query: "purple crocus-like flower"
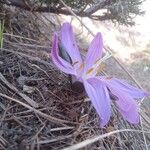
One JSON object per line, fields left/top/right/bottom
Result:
{"left": 51, "top": 22, "right": 150, "bottom": 127}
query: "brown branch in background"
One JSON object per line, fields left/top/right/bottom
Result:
{"left": 1, "top": 0, "right": 110, "bottom": 21}
{"left": 90, "top": 14, "right": 113, "bottom": 21}
{"left": 1, "top": 0, "right": 144, "bottom": 26}
{"left": 85, "top": 0, "right": 110, "bottom": 15}
{"left": 1, "top": 0, "right": 72, "bottom": 14}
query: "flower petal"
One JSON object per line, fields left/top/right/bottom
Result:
{"left": 103, "top": 77, "right": 150, "bottom": 99}
{"left": 61, "top": 23, "right": 82, "bottom": 65}
{"left": 51, "top": 33, "right": 76, "bottom": 75}
{"left": 105, "top": 82, "right": 139, "bottom": 124}
{"left": 83, "top": 78, "right": 111, "bottom": 127}
{"left": 84, "top": 33, "right": 103, "bottom": 72}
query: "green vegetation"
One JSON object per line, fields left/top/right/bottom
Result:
{"left": 0, "top": 20, "right": 4, "bottom": 48}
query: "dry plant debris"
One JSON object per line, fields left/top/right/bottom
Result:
{"left": 0, "top": 7, "right": 149, "bottom": 150}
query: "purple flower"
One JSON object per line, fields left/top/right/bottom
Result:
{"left": 51, "top": 22, "right": 150, "bottom": 127}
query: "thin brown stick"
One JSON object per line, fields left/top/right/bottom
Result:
{"left": 0, "top": 48, "right": 53, "bottom": 67}
{"left": 0, "top": 135, "right": 7, "bottom": 150}
{"left": 0, "top": 72, "right": 38, "bottom": 108}
{"left": 0, "top": 93, "right": 77, "bottom": 125}
{"left": 4, "top": 33, "right": 38, "bottom": 42}
{"left": 5, "top": 40, "right": 48, "bottom": 49}
{"left": 38, "top": 135, "right": 73, "bottom": 145}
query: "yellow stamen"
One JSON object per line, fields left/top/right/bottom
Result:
{"left": 79, "top": 63, "right": 84, "bottom": 70}
{"left": 86, "top": 67, "right": 94, "bottom": 75}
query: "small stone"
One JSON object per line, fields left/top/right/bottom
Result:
{"left": 23, "top": 85, "right": 36, "bottom": 94}
{"left": 17, "top": 76, "right": 28, "bottom": 87}
{"left": 0, "top": 61, "right": 3, "bottom": 65}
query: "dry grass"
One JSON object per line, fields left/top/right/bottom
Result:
{"left": 0, "top": 6, "right": 149, "bottom": 150}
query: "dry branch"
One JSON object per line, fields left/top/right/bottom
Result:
{"left": 0, "top": 0, "right": 126, "bottom": 22}
{"left": 0, "top": 48, "right": 53, "bottom": 67}
{"left": 85, "top": 0, "right": 110, "bottom": 15}
{"left": 1, "top": 0, "right": 84, "bottom": 16}
{"left": 0, "top": 72, "right": 38, "bottom": 108}
{"left": 0, "top": 93, "right": 77, "bottom": 125}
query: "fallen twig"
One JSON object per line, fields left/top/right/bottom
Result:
{"left": 0, "top": 93, "right": 77, "bottom": 126}
{"left": 0, "top": 48, "right": 53, "bottom": 67}
{"left": 0, "top": 72, "right": 38, "bottom": 108}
